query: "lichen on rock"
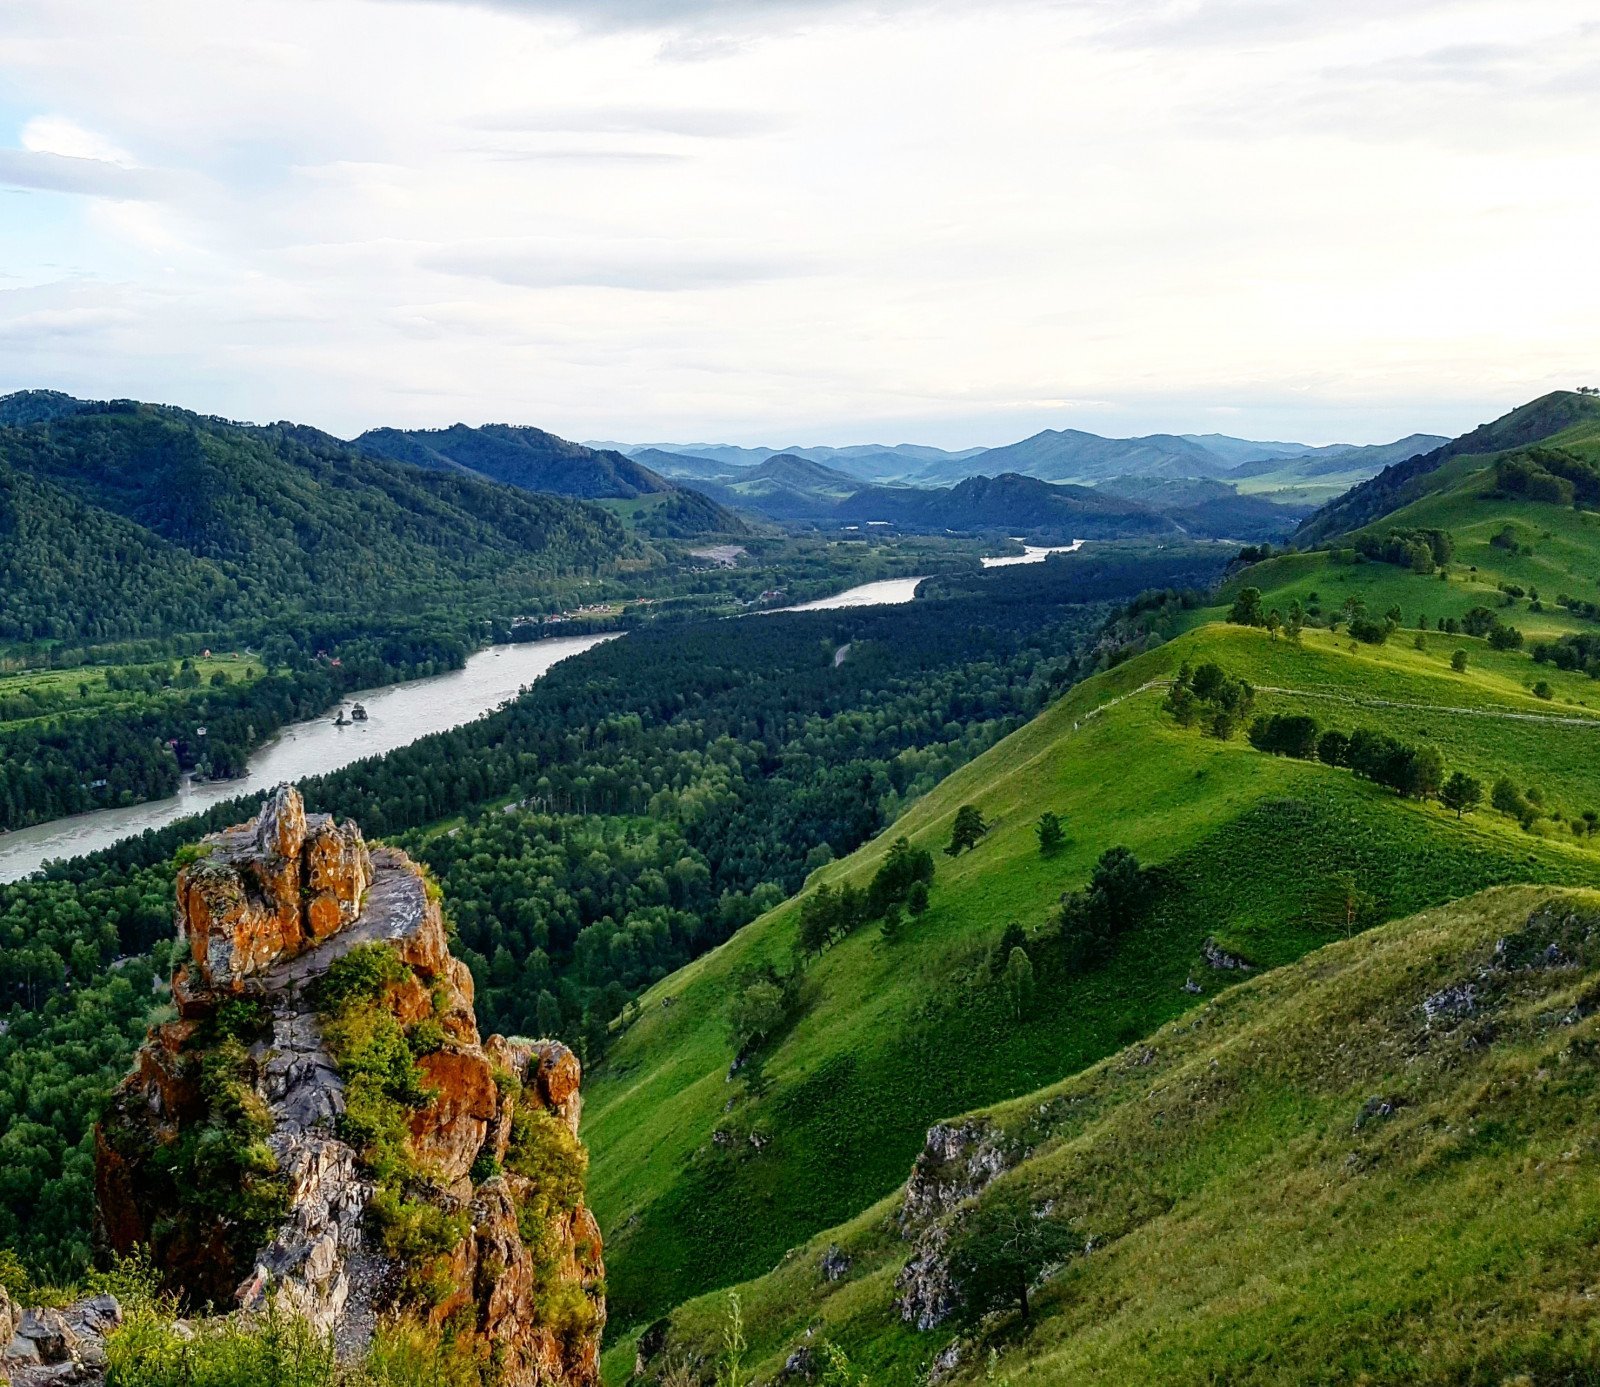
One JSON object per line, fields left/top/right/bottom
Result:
{"left": 93, "top": 784, "right": 605, "bottom": 1385}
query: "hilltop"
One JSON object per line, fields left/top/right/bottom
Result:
{"left": 1295, "top": 390, "right": 1600, "bottom": 545}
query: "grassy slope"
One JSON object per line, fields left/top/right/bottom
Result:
{"left": 653, "top": 884, "right": 1600, "bottom": 1387}
{"left": 586, "top": 620, "right": 1600, "bottom": 1340}
{"left": 588, "top": 429, "right": 1600, "bottom": 1360}
{"left": 1218, "top": 419, "right": 1600, "bottom": 649}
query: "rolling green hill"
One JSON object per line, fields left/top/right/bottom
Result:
{"left": 642, "top": 883, "right": 1600, "bottom": 1386}
{"left": 586, "top": 399, "right": 1600, "bottom": 1374}
{"left": 1295, "top": 391, "right": 1600, "bottom": 545}
{"left": 586, "top": 625, "right": 1600, "bottom": 1337}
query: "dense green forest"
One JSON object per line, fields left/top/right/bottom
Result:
{"left": 0, "top": 550, "right": 1203, "bottom": 1282}
{"left": 0, "top": 403, "right": 640, "bottom": 643}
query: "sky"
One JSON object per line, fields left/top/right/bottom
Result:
{"left": 0, "top": 0, "right": 1596, "bottom": 450}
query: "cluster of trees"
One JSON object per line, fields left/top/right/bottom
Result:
{"left": 400, "top": 811, "right": 783, "bottom": 1053}
{"left": 1058, "top": 846, "right": 1155, "bottom": 968}
{"left": 1164, "top": 661, "right": 1257, "bottom": 738}
{"left": 1495, "top": 447, "right": 1600, "bottom": 509}
{"left": 1167, "top": 666, "right": 1502, "bottom": 817}
{"left": 1533, "top": 631, "right": 1600, "bottom": 677}
{"left": 1456, "top": 605, "right": 1525, "bottom": 650}
{"left": 1225, "top": 586, "right": 1307, "bottom": 643}
{"left": 1353, "top": 526, "right": 1454, "bottom": 574}
{"left": 795, "top": 837, "right": 935, "bottom": 957}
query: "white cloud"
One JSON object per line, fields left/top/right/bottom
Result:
{"left": 19, "top": 115, "right": 135, "bottom": 164}
{"left": 0, "top": 0, "right": 1595, "bottom": 446}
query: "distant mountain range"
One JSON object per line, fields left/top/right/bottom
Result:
{"left": 605, "top": 427, "right": 1451, "bottom": 492}
{"left": 2, "top": 390, "right": 1449, "bottom": 554}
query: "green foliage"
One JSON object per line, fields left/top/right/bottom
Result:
{"left": 1166, "top": 661, "right": 1254, "bottom": 739}
{"left": 313, "top": 943, "right": 436, "bottom": 1187}
{"left": 367, "top": 1188, "right": 470, "bottom": 1306}
{"left": 106, "top": 1301, "right": 342, "bottom": 1387}
{"left": 946, "top": 1187, "right": 1078, "bottom": 1323}
{"left": 945, "top": 805, "right": 987, "bottom": 856}
{"left": 1440, "top": 772, "right": 1483, "bottom": 819}
{"left": 312, "top": 942, "right": 411, "bottom": 1015}
{"left": 1001, "top": 948, "right": 1035, "bottom": 1021}
{"left": 728, "top": 977, "right": 792, "bottom": 1056}
{"left": 1226, "top": 586, "right": 1265, "bottom": 627}
{"left": 1247, "top": 713, "right": 1319, "bottom": 759}
{"left": 866, "top": 838, "right": 935, "bottom": 918}
{"left": 1034, "top": 811, "right": 1064, "bottom": 855}
{"left": 103, "top": 1297, "right": 497, "bottom": 1387}
{"left": 1058, "top": 847, "right": 1153, "bottom": 968}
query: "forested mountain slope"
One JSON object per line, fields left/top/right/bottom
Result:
{"left": 353, "top": 421, "right": 674, "bottom": 498}
{"left": 647, "top": 884, "right": 1600, "bottom": 1386}
{"left": 351, "top": 421, "right": 751, "bottom": 537}
{"left": 0, "top": 400, "right": 635, "bottom": 642}
{"left": 834, "top": 474, "right": 1179, "bottom": 538}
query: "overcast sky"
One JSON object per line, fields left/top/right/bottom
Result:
{"left": 0, "top": 0, "right": 1595, "bottom": 448}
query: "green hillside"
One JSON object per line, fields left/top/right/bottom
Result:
{"left": 644, "top": 884, "right": 1600, "bottom": 1386}
{"left": 1295, "top": 390, "right": 1600, "bottom": 545}
{"left": 585, "top": 624, "right": 1600, "bottom": 1335}
{"left": 586, "top": 407, "right": 1600, "bottom": 1363}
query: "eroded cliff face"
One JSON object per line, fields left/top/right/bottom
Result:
{"left": 93, "top": 785, "right": 605, "bottom": 1384}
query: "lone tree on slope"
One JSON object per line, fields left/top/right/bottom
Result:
{"left": 946, "top": 1188, "right": 1077, "bottom": 1324}
{"left": 946, "top": 804, "right": 988, "bottom": 856}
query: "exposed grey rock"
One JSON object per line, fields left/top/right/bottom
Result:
{"left": 895, "top": 1222, "right": 957, "bottom": 1330}
{"left": 1, "top": 1294, "right": 121, "bottom": 1387}
{"left": 900, "top": 1120, "right": 1013, "bottom": 1231}
{"left": 1353, "top": 1096, "right": 1402, "bottom": 1131}
{"left": 1422, "top": 982, "right": 1477, "bottom": 1025}
{"left": 783, "top": 1345, "right": 816, "bottom": 1380}
{"left": 928, "top": 1340, "right": 964, "bottom": 1385}
{"left": 819, "top": 1245, "right": 852, "bottom": 1282}
{"left": 237, "top": 1004, "right": 372, "bottom": 1339}
{"left": 1201, "top": 938, "right": 1251, "bottom": 971}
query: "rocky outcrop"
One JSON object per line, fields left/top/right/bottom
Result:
{"left": 1, "top": 1293, "right": 120, "bottom": 1386}
{"left": 1201, "top": 937, "right": 1252, "bottom": 972}
{"left": 899, "top": 1119, "right": 1013, "bottom": 1230}
{"left": 94, "top": 785, "right": 604, "bottom": 1385}
{"left": 893, "top": 1118, "right": 1015, "bottom": 1329}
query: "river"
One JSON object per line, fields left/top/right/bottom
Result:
{"left": 0, "top": 634, "right": 612, "bottom": 882}
{"left": 980, "top": 539, "right": 1084, "bottom": 568}
{"left": 0, "top": 549, "right": 1084, "bottom": 880}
